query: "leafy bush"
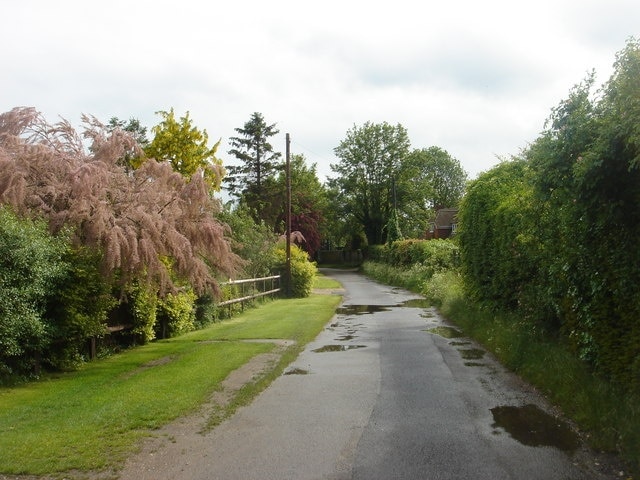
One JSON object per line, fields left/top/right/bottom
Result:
{"left": 126, "top": 281, "right": 158, "bottom": 344}
{"left": 0, "top": 207, "right": 67, "bottom": 381}
{"left": 421, "top": 270, "right": 464, "bottom": 309}
{"left": 156, "top": 289, "right": 197, "bottom": 338}
{"left": 194, "top": 293, "right": 218, "bottom": 327}
{"left": 368, "top": 239, "right": 459, "bottom": 273}
{"left": 274, "top": 243, "right": 316, "bottom": 298}
{"left": 218, "top": 204, "right": 277, "bottom": 278}
{"left": 45, "top": 246, "right": 117, "bottom": 370}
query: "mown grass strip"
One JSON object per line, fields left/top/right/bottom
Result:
{"left": 314, "top": 271, "right": 343, "bottom": 290}
{"left": 0, "top": 293, "right": 342, "bottom": 476}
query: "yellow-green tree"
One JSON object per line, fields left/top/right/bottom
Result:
{"left": 145, "top": 108, "right": 224, "bottom": 191}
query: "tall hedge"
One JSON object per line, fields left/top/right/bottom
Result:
{"left": 458, "top": 39, "right": 640, "bottom": 391}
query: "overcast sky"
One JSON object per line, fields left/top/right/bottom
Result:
{"left": 2, "top": 0, "right": 638, "bottom": 184}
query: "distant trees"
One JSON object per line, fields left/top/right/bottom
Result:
{"left": 330, "top": 122, "right": 411, "bottom": 245}
{"left": 403, "top": 147, "right": 467, "bottom": 209}
{"left": 400, "top": 147, "right": 467, "bottom": 238}
{"left": 278, "top": 154, "right": 328, "bottom": 258}
{"left": 330, "top": 122, "right": 467, "bottom": 244}
{"left": 225, "top": 112, "right": 282, "bottom": 221}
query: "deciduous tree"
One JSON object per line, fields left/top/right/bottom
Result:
{"left": 145, "top": 108, "right": 224, "bottom": 191}
{"left": 269, "top": 154, "right": 328, "bottom": 257}
{"left": 330, "top": 121, "right": 410, "bottom": 245}
{"left": 0, "top": 107, "right": 239, "bottom": 296}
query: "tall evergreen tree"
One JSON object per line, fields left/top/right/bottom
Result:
{"left": 225, "top": 112, "right": 282, "bottom": 221}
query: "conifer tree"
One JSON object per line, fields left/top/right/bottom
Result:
{"left": 225, "top": 112, "right": 282, "bottom": 221}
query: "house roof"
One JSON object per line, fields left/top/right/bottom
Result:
{"left": 433, "top": 208, "right": 458, "bottom": 228}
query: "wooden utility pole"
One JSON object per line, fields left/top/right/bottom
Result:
{"left": 285, "top": 133, "right": 292, "bottom": 297}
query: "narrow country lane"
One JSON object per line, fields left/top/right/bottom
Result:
{"left": 119, "top": 269, "right": 614, "bottom": 480}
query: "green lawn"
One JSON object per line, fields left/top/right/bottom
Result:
{"left": 313, "top": 271, "right": 343, "bottom": 290}
{"left": 0, "top": 294, "right": 342, "bottom": 476}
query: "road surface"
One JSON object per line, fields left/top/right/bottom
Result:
{"left": 120, "top": 269, "right": 613, "bottom": 480}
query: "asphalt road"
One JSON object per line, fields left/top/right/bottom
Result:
{"left": 121, "top": 269, "right": 612, "bottom": 480}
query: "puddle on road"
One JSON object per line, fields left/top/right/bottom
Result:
{"left": 337, "top": 334, "right": 357, "bottom": 341}
{"left": 464, "top": 362, "right": 486, "bottom": 367}
{"left": 398, "top": 298, "right": 432, "bottom": 309}
{"left": 312, "top": 345, "right": 367, "bottom": 352}
{"left": 284, "top": 367, "right": 309, "bottom": 375}
{"left": 459, "top": 348, "right": 486, "bottom": 360}
{"left": 337, "top": 305, "right": 392, "bottom": 315}
{"left": 491, "top": 404, "right": 580, "bottom": 453}
{"left": 336, "top": 300, "right": 432, "bottom": 317}
{"left": 425, "top": 326, "right": 465, "bottom": 338}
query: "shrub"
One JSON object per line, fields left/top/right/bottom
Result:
{"left": 274, "top": 243, "right": 316, "bottom": 298}
{"left": 45, "top": 246, "right": 117, "bottom": 370}
{"left": 194, "top": 293, "right": 218, "bottom": 327}
{"left": 421, "top": 270, "right": 464, "bottom": 309}
{"left": 156, "top": 288, "right": 197, "bottom": 338}
{"left": 0, "top": 207, "right": 67, "bottom": 381}
{"left": 367, "top": 239, "right": 459, "bottom": 274}
{"left": 126, "top": 281, "right": 158, "bottom": 344}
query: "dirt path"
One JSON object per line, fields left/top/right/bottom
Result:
{"left": 114, "top": 339, "right": 295, "bottom": 479}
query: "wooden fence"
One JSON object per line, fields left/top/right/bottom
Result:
{"left": 218, "top": 274, "right": 282, "bottom": 310}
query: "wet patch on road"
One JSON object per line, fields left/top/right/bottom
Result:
{"left": 312, "top": 345, "right": 367, "bottom": 353}
{"left": 459, "top": 348, "right": 486, "bottom": 360}
{"left": 337, "top": 305, "right": 392, "bottom": 315}
{"left": 397, "top": 298, "right": 432, "bottom": 309}
{"left": 425, "top": 326, "right": 465, "bottom": 338}
{"left": 491, "top": 404, "right": 580, "bottom": 453}
{"left": 284, "top": 367, "right": 309, "bottom": 375}
{"left": 336, "top": 334, "right": 357, "bottom": 341}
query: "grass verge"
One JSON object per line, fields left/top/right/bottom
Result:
{"left": 0, "top": 293, "right": 342, "bottom": 477}
{"left": 313, "top": 271, "right": 343, "bottom": 290}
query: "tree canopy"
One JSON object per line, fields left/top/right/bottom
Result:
{"left": 106, "top": 116, "right": 149, "bottom": 170}
{"left": 145, "top": 108, "right": 224, "bottom": 191}
{"left": 0, "top": 107, "right": 239, "bottom": 296}
{"left": 400, "top": 147, "right": 468, "bottom": 238}
{"left": 330, "top": 121, "right": 410, "bottom": 245}
{"left": 225, "top": 112, "right": 282, "bottom": 221}
{"left": 329, "top": 122, "right": 467, "bottom": 244}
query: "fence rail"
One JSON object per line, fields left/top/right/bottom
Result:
{"left": 218, "top": 274, "right": 281, "bottom": 308}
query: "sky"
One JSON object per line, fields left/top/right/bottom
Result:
{"left": 2, "top": 0, "right": 639, "bottom": 185}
